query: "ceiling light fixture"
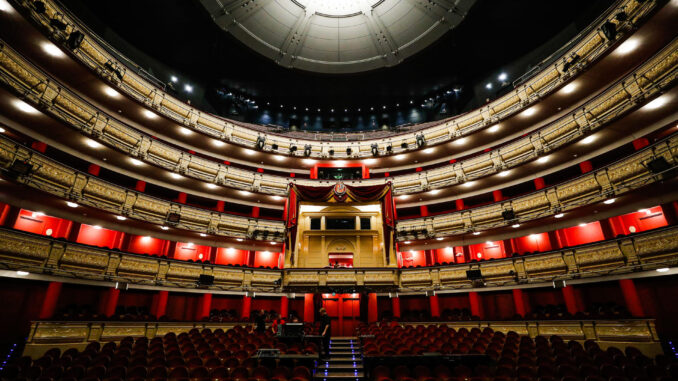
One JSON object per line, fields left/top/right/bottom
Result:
{"left": 143, "top": 110, "right": 158, "bottom": 119}
{"left": 116, "top": 215, "right": 127, "bottom": 221}
{"left": 512, "top": 224, "right": 520, "bottom": 228}
{"left": 554, "top": 213, "right": 564, "bottom": 218}
{"left": 66, "top": 202, "right": 78, "bottom": 208}
{"left": 103, "top": 86, "right": 120, "bottom": 98}
{"left": 179, "top": 127, "right": 192, "bottom": 135}
{"left": 472, "top": 232, "right": 481, "bottom": 236}
{"left": 404, "top": 241, "right": 411, "bottom": 244}
{"left": 561, "top": 83, "right": 577, "bottom": 94}
{"left": 84, "top": 138, "right": 102, "bottom": 149}
{"left": 14, "top": 100, "right": 39, "bottom": 114}
{"left": 644, "top": 96, "right": 668, "bottom": 110}
{"left": 537, "top": 156, "right": 549, "bottom": 164}
{"left": 656, "top": 267, "right": 670, "bottom": 273}
{"left": 41, "top": 42, "right": 64, "bottom": 57}
{"left": 129, "top": 158, "right": 143, "bottom": 166}
{"left": 436, "top": 237, "right": 444, "bottom": 241}
{"left": 206, "top": 183, "right": 218, "bottom": 189}
{"left": 161, "top": 226, "right": 169, "bottom": 230}
{"left": 522, "top": 107, "right": 537, "bottom": 117}
{"left": 581, "top": 135, "right": 596, "bottom": 144}
{"left": 498, "top": 170, "right": 511, "bottom": 177}
{"left": 169, "top": 173, "right": 183, "bottom": 179}
{"left": 488, "top": 125, "right": 500, "bottom": 133}
{"left": 616, "top": 38, "right": 639, "bottom": 55}
{"left": 200, "top": 233, "right": 207, "bottom": 237}
{"left": 212, "top": 139, "right": 225, "bottom": 147}
{"left": 454, "top": 137, "right": 467, "bottom": 146}
{"left": 603, "top": 198, "right": 616, "bottom": 204}
{"left": 16, "top": 270, "right": 29, "bottom": 276}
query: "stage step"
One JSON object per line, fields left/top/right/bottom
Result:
{"left": 315, "top": 337, "right": 364, "bottom": 381}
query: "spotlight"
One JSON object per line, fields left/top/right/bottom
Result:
{"left": 346, "top": 147, "right": 352, "bottom": 155}
{"left": 66, "top": 31, "right": 84, "bottom": 50}
{"left": 371, "top": 144, "right": 379, "bottom": 156}
{"left": 415, "top": 134, "right": 426, "bottom": 148}
{"left": 49, "top": 18, "right": 68, "bottom": 31}
{"left": 33, "top": 1, "right": 46, "bottom": 14}
{"left": 601, "top": 21, "right": 617, "bottom": 41}
{"left": 256, "top": 136, "right": 265, "bottom": 150}
{"left": 289, "top": 145, "right": 297, "bottom": 153}
{"left": 304, "top": 145, "right": 312, "bottom": 157}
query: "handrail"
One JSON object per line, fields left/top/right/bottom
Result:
{"left": 10, "top": 0, "right": 656, "bottom": 153}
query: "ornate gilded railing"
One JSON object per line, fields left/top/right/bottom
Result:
{"left": 1, "top": 224, "right": 677, "bottom": 292}
{"left": 0, "top": 135, "right": 286, "bottom": 240}
{"left": 0, "top": 37, "right": 676, "bottom": 198}
{"left": 9, "top": 0, "right": 655, "bottom": 156}
{"left": 22, "top": 319, "right": 662, "bottom": 359}
{"left": 397, "top": 134, "right": 678, "bottom": 239}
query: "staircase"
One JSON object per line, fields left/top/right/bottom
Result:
{"left": 314, "top": 337, "right": 364, "bottom": 381}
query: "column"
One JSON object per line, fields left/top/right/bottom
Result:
{"left": 155, "top": 290, "right": 169, "bottom": 318}
{"left": 632, "top": 138, "right": 649, "bottom": 151}
{"left": 280, "top": 296, "right": 289, "bottom": 319}
{"left": 561, "top": 285, "right": 580, "bottom": 315}
{"left": 241, "top": 295, "right": 252, "bottom": 320}
{"left": 469, "top": 292, "right": 483, "bottom": 319}
{"left": 87, "top": 164, "right": 100, "bottom": 176}
{"left": 368, "top": 293, "right": 378, "bottom": 323}
{"left": 424, "top": 249, "right": 434, "bottom": 266}
{"left": 534, "top": 177, "right": 546, "bottom": 190}
{"left": 135, "top": 180, "right": 146, "bottom": 192}
{"left": 429, "top": 294, "right": 440, "bottom": 318}
{"left": 199, "top": 293, "right": 213, "bottom": 320}
{"left": 492, "top": 190, "right": 503, "bottom": 202}
{"left": 104, "top": 287, "right": 120, "bottom": 317}
{"left": 303, "top": 294, "right": 314, "bottom": 323}
{"left": 579, "top": 161, "right": 593, "bottom": 174}
{"left": 39, "top": 282, "right": 62, "bottom": 319}
{"left": 391, "top": 296, "right": 401, "bottom": 319}
{"left": 455, "top": 199, "right": 465, "bottom": 211}
{"left": 619, "top": 279, "right": 644, "bottom": 317}
{"left": 216, "top": 201, "right": 225, "bottom": 213}
{"left": 247, "top": 250, "right": 256, "bottom": 267}
{"left": 512, "top": 289, "right": 527, "bottom": 317}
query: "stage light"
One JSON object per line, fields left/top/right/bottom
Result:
{"left": 578, "top": 223, "right": 587, "bottom": 227}
{"left": 103, "top": 86, "right": 120, "bottom": 98}
{"left": 371, "top": 144, "right": 379, "bottom": 156}
{"left": 304, "top": 145, "right": 312, "bottom": 157}
{"left": 236, "top": 238, "right": 243, "bottom": 242}
{"left": 404, "top": 241, "right": 411, "bottom": 244}
{"left": 0, "top": 127, "right": 5, "bottom": 133}
{"left": 0, "top": 0, "right": 13, "bottom": 12}
{"left": 41, "top": 42, "right": 64, "bottom": 57}
{"left": 179, "top": 127, "right": 192, "bottom": 135}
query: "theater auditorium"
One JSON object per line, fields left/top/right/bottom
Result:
{"left": 0, "top": 0, "right": 677, "bottom": 380}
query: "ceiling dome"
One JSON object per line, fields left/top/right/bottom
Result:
{"left": 200, "top": 0, "right": 476, "bottom": 74}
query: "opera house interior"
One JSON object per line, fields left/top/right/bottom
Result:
{"left": 1, "top": 0, "right": 678, "bottom": 380}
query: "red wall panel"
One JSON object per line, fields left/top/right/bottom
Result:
{"left": 13, "top": 209, "right": 70, "bottom": 238}
{"left": 76, "top": 224, "right": 121, "bottom": 249}
{"left": 561, "top": 222, "right": 605, "bottom": 246}
{"left": 438, "top": 294, "right": 471, "bottom": 311}
{"left": 468, "top": 240, "right": 506, "bottom": 260}
{"left": 215, "top": 247, "right": 247, "bottom": 266}
{"left": 174, "top": 242, "right": 210, "bottom": 261}
{"left": 253, "top": 251, "right": 280, "bottom": 268}
{"left": 127, "top": 235, "right": 166, "bottom": 256}
{"left": 514, "top": 233, "right": 552, "bottom": 253}
{"left": 400, "top": 250, "right": 426, "bottom": 267}
{"left": 610, "top": 206, "right": 668, "bottom": 236}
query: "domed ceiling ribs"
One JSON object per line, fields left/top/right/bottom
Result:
{"left": 201, "top": 0, "right": 476, "bottom": 73}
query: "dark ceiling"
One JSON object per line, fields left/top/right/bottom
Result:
{"left": 60, "top": 0, "right": 613, "bottom": 110}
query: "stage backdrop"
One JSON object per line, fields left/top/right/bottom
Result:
{"left": 284, "top": 182, "right": 396, "bottom": 266}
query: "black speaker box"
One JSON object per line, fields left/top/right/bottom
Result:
{"left": 647, "top": 157, "right": 671, "bottom": 174}
{"left": 502, "top": 209, "right": 516, "bottom": 221}
{"left": 466, "top": 269, "right": 482, "bottom": 280}
{"left": 199, "top": 274, "right": 215, "bottom": 285}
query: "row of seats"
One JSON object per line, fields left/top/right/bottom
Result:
{"left": 2, "top": 327, "right": 317, "bottom": 381}
{"left": 360, "top": 326, "right": 678, "bottom": 381}
{"left": 378, "top": 303, "right": 632, "bottom": 322}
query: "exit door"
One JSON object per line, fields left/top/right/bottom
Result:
{"left": 321, "top": 293, "right": 360, "bottom": 336}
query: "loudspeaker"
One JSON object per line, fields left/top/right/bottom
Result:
{"left": 346, "top": 147, "right": 352, "bottom": 155}
{"left": 67, "top": 31, "right": 84, "bottom": 50}
{"left": 8, "top": 160, "right": 32, "bottom": 177}
{"left": 466, "top": 269, "right": 482, "bottom": 280}
{"left": 328, "top": 149, "right": 334, "bottom": 156}
{"left": 166, "top": 212, "right": 181, "bottom": 225}
{"left": 198, "top": 274, "right": 215, "bottom": 285}
{"left": 553, "top": 280, "right": 567, "bottom": 288}
{"left": 647, "top": 157, "right": 671, "bottom": 174}
{"left": 502, "top": 209, "right": 516, "bottom": 221}
{"left": 271, "top": 144, "right": 278, "bottom": 150}
{"left": 401, "top": 142, "right": 408, "bottom": 149}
